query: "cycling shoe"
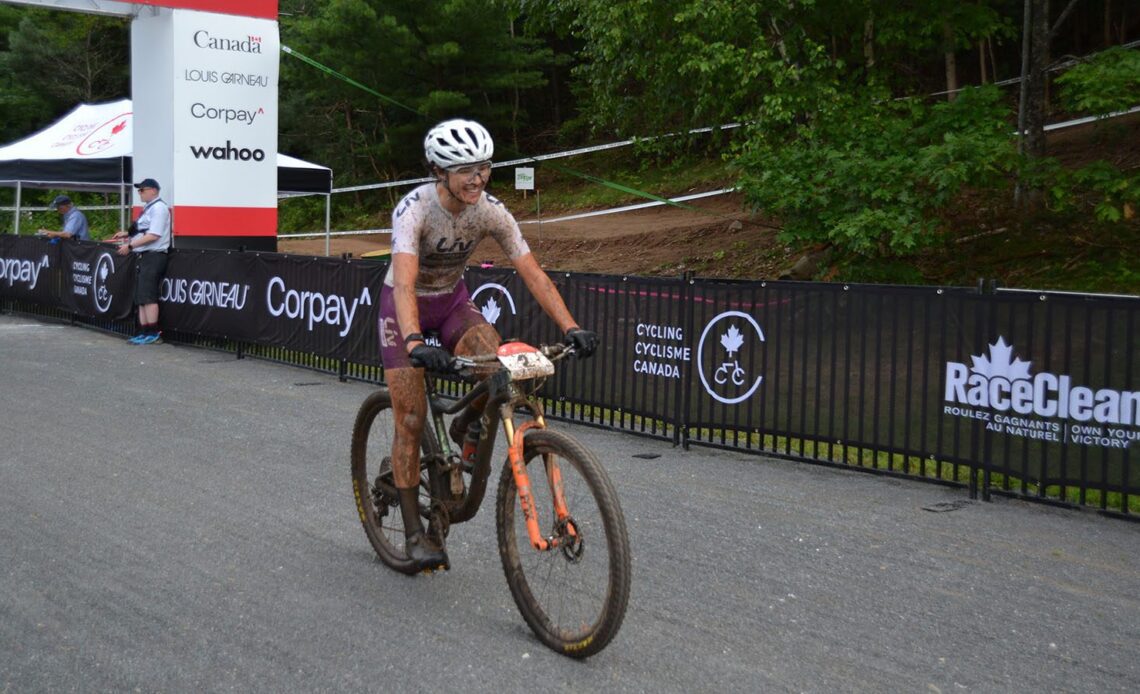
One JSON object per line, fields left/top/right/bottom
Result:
{"left": 405, "top": 531, "right": 450, "bottom": 573}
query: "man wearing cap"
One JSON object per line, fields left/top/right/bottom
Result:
{"left": 37, "top": 195, "right": 90, "bottom": 241}
{"left": 111, "top": 178, "right": 171, "bottom": 345}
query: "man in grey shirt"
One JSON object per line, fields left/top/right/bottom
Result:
{"left": 37, "top": 195, "right": 90, "bottom": 241}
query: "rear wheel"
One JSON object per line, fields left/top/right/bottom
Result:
{"left": 350, "top": 389, "right": 438, "bottom": 575}
{"left": 495, "top": 429, "right": 631, "bottom": 658}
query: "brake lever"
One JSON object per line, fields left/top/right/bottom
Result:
{"left": 545, "top": 343, "right": 574, "bottom": 360}
{"left": 451, "top": 356, "right": 477, "bottom": 370}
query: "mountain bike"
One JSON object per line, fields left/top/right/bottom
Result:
{"left": 350, "top": 340, "right": 631, "bottom": 658}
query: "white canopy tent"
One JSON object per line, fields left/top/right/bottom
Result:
{"left": 0, "top": 99, "right": 332, "bottom": 248}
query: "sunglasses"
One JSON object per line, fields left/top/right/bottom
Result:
{"left": 447, "top": 162, "right": 492, "bottom": 182}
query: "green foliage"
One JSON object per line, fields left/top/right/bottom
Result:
{"left": 535, "top": 0, "right": 1024, "bottom": 261}
{"left": 5, "top": 11, "right": 129, "bottom": 103}
{"left": 536, "top": 0, "right": 1015, "bottom": 139}
{"left": 832, "top": 257, "right": 927, "bottom": 285}
{"left": 279, "top": 0, "right": 558, "bottom": 185}
{"left": 1030, "top": 156, "right": 1140, "bottom": 224}
{"left": 0, "top": 8, "right": 129, "bottom": 142}
{"left": 1056, "top": 47, "right": 1140, "bottom": 117}
{"left": 737, "top": 84, "right": 1016, "bottom": 256}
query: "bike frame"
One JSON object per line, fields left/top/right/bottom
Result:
{"left": 422, "top": 356, "right": 573, "bottom": 551}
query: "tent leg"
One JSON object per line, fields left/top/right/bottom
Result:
{"left": 14, "top": 181, "right": 21, "bottom": 235}
{"left": 324, "top": 193, "right": 331, "bottom": 257}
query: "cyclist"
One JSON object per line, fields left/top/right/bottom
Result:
{"left": 380, "top": 118, "right": 597, "bottom": 572}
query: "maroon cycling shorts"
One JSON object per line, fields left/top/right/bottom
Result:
{"left": 377, "top": 282, "right": 488, "bottom": 369}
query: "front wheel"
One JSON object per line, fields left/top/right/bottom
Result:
{"left": 350, "top": 389, "right": 438, "bottom": 575}
{"left": 495, "top": 429, "right": 631, "bottom": 658}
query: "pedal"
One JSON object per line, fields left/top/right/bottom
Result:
{"left": 416, "top": 557, "right": 451, "bottom": 574}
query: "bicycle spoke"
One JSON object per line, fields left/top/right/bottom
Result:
{"left": 497, "top": 429, "right": 628, "bottom": 655}
{"left": 351, "top": 389, "right": 438, "bottom": 574}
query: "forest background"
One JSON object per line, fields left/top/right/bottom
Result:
{"left": 0, "top": 0, "right": 1137, "bottom": 292}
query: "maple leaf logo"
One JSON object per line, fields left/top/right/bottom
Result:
{"left": 111, "top": 119, "right": 127, "bottom": 135}
{"left": 969, "top": 336, "right": 1032, "bottom": 380}
{"left": 720, "top": 325, "right": 744, "bottom": 356}
{"left": 481, "top": 297, "right": 501, "bottom": 324}
{"left": 99, "top": 263, "right": 109, "bottom": 281}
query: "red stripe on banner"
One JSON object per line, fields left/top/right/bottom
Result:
{"left": 128, "top": 1, "right": 278, "bottom": 19}
{"left": 174, "top": 206, "right": 278, "bottom": 237}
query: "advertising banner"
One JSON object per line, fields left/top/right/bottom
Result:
{"left": 171, "top": 10, "right": 280, "bottom": 237}
{"left": 0, "top": 236, "right": 62, "bottom": 306}
{"left": 9, "top": 240, "right": 1136, "bottom": 499}
{"left": 163, "top": 252, "right": 386, "bottom": 364}
{"left": 465, "top": 267, "right": 539, "bottom": 343}
{"left": 58, "top": 242, "right": 136, "bottom": 321}
{"left": 555, "top": 273, "right": 690, "bottom": 421}
{"left": 160, "top": 250, "right": 259, "bottom": 337}
{"left": 259, "top": 255, "right": 382, "bottom": 361}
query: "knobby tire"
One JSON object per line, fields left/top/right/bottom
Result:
{"left": 350, "top": 388, "right": 438, "bottom": 575}
{"left": 495, "top": 429, "right": 631, "bottom": 658}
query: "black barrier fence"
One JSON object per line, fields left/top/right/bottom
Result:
{"left": 3, "top": 235, "right": 1137, "bottom": 518}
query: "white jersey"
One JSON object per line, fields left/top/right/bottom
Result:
{"left": 383, "top": 183, "right": 530, "bottom": 295}
{"left": 134, "top": 198, "right": 172, "bottom": 252}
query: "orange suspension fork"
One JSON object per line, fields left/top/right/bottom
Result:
{"left": 528, "top": 411, "right": 573, "bottom": 528}
{"left": 503, "top": 408, "right": 571, "bottom": 551}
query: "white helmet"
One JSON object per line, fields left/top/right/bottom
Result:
{"left": 424, "top": 119, "right": 494, "bottom": 168}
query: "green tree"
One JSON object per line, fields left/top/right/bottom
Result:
{"left": 0, "top": 7, "right": 129, "bottom": 142}
{"left": 0, "top": 5, "right": 49, "bottom": 143}
{"left": 540, "top": 0, "right": 1019, "bottom": 257}
{"left": 5, "top": 9, "right": 129, "bottom": 105}
{"left": 279, "top": 0, "right": 555, "bottom": 194}
{"left": 737, "top": 84, "right": 1015, "bottom": 255}
{"left": 1047, "top": 46, "right": 1140, "bottom": 222}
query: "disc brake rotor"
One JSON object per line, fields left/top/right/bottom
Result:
{"left": 557, "top": 518, "right": 584, "bottom": 562}
{"left": 371, "top": 457, "right": 397, "bottom": 518}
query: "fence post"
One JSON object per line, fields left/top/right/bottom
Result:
{"left": 980, "top": 278, "right": 997, "bottom": 502}
{"left": 678, "top": 271, "right": 695, "bottom": 449}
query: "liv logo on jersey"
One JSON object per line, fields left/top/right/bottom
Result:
{"left": 697, "top": 310, "right": 765, "bottom": 405}
{"left": 470, "top": 282, "right": 516, "bottom": 326}
{"left": 944, "top": 337, "right": 1139, "bottom": 446}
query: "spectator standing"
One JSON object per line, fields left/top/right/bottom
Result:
{"left": 37, "top": 195, "right": 90, "bottom": 241}
{"left": 112, "top": 178, "right": 171, "bottom": 345}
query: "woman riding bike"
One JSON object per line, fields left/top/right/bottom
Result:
{"left": 380, "top": 118, "right": 597, "bottom": 573}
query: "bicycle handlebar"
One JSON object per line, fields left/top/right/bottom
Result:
{"left": 410, "top": 341, "right": 574, "bottom": 375}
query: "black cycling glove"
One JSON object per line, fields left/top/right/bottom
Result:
{"left": 409, "top": 344, "right": 453, "bottom": 372}
{"left": 564, "top": 327, "right": 599, "bottom": 358}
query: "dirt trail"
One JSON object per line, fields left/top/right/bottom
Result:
{"left": 278, "top": 111, "right": 1140, "bottom": 281}
{"left": 277, "top": 192, "right": 784, "bottom": 278}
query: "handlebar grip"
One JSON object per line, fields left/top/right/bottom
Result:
{"left": 410, "top": 355, "right": 466, "bottom": 375}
